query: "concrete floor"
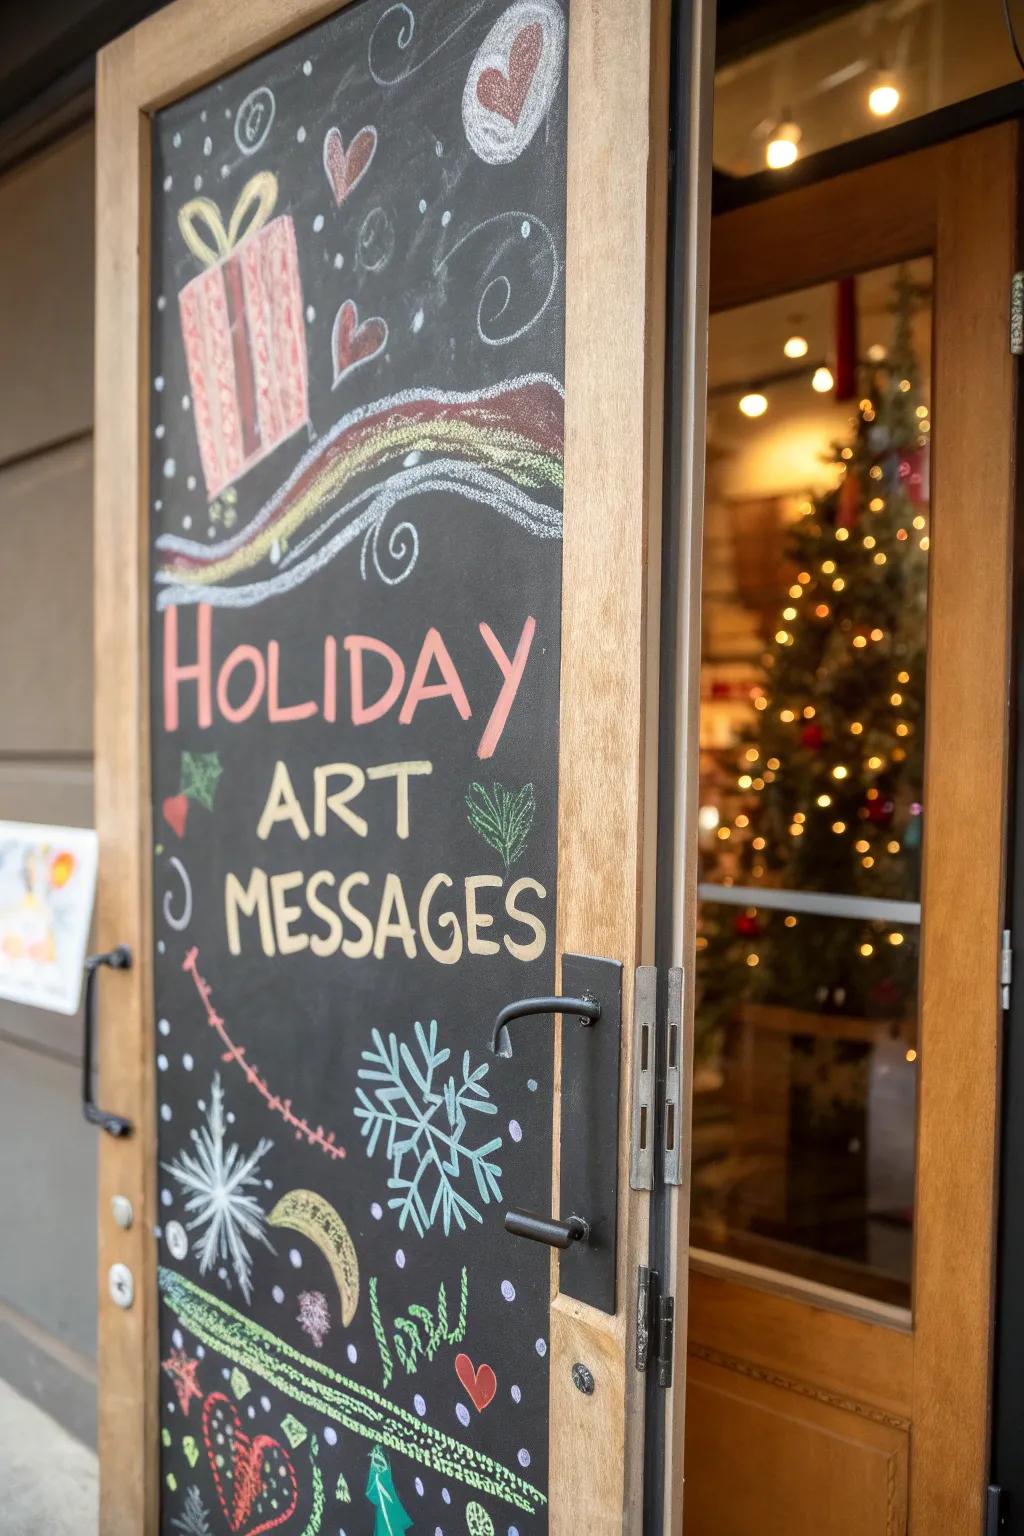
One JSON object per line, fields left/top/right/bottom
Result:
{"left": 0, "top": 1377, "right": 97, "bottom": 1535}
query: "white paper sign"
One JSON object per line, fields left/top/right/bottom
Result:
{"left": 0, "top": 821, "right": 99, "bottom": 1016}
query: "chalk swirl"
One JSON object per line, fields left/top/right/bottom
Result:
{"left": 368, "top": 2, "right": 488, "bottom": 87}
{"left": 434, "top": 213, "right": 560, "bottom": 347}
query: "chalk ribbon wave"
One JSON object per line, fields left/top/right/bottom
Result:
{"left": 155, "top": 372, "right": 564, "bottom": 609}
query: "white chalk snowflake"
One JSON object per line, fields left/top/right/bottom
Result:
{"left": 297, "top": 1288, "right": 332, "bottom": 1348}
{"left": 163, "top": 1074, "right": 273, "bottom": 1302}
{"left": 172, "top": 1487, "right": 214, "bottom": 1536}
{"left": 355, "top": 1019, "right": 502, "bottom": 1236}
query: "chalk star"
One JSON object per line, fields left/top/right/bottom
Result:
{"left": 161, "top": 1347, "right": 203, "bottom": 1416}
{"left": 180, "top": 750, "right": 223, "bottom": 811}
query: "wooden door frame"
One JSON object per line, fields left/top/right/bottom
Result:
{"left": 93, "top": 2, "right": 670, "bottom": 1531}
{"left": 694, "top": 124, "right": 1019, "bottom": 1531}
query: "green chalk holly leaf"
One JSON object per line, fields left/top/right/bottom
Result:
{"left": 365, "top": 1444, "right": 412, "bottom": 1536}
{"left": 465, "top": 782, "right": 535, "bottom": 869}
{"left": 280, "top": 1412, "right": 307, "bottom": 1449}
{"left": 180, "top": 750, "right": 223, "bottom": 811}
{"left": 229, "top": 1366, "right": 249, "bottom": 1400}
{"left": 335, "top": 1471, "right": 351, "bottom": 1503}
{"left": 467, "top": 1502, "right": 495, "bottom": 1536}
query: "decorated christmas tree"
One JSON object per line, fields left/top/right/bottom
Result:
{"left": 698, "top": 272, "right": 930, "bottom": 1068}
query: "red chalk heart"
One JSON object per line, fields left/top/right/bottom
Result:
{"left": 455, "top": 1352, "right": 497, "bottom": 1412}
{"left": 331, "top": 299, "right": 388, "bottom": 386}
{"left": 162, "top": 794, "right": 189, "bottom": 838}
{"left": 476, "top": 23, "right": 543, "bottom": 127}
{"left": 202, "top": 1393, "right": 298, "bottom": 1536}
{"left": 323, "top": 125, "right": 377, "bottom": 207}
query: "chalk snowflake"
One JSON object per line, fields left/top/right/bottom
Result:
{"left": 171, "top": 1487, "right": 214, "bottom": 1536}
{"left": 355, "top": 1019, "right": 502, "bottom": 1237}
{"left": 163, "top": 1074, "right": 273, "bottom": 1301}
{"left": 297, "top": 1289, "right": 332, "bottom": 1348}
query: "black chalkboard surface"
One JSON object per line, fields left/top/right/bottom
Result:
{"left": 148, "top": 3, "right": 567, "bottom": 1532}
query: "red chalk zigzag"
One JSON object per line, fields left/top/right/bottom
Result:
{"left": 182, "top": 947, "right": 346, "bottom": 1160}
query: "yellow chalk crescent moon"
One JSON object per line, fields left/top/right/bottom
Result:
{"left": 267, "top": 1189, "right": 360, "bottom": 1326}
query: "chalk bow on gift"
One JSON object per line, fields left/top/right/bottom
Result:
{"left": 177, "top": 170, "right": 279, "bottom": 266}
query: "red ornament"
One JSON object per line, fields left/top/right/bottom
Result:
{"left": 837, "top": 469, "right": 860, "bottom": 529}
{"left": 800, "top": 721, "right": 825, "bottom": 750}
{"left": 734, "top": 913, "right": 761, "bottom": 938}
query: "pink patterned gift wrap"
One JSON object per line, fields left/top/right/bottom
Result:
{"left": 176, "top": 172, "right": 309, "bottom": 500}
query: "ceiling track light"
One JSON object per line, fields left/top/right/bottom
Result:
{"left": 868, "top": 66, "right": 901, "bottom": 118}
{"left": 766, "top": 112, "right": 801, "bottom": 170}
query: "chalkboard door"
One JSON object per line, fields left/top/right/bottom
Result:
{"left": 93, "top": 0, "right": 673, "bottom": 1531}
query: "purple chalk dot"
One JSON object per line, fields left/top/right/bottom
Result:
{"left": 347, "top": 1343, "right": 358, "bottom": 1364}
{"left": 509, "top": 1119, "right": 523, "bottom": 1142}
{"left": 535, "top": 1338, "right": 547, "bottom": 1357}
{"left": 271, "top": 1286, "right": 285, "bottom": 1304}
{"left": 527, "top": 1078, "right": 538, "bottom": 1092}
{"left": 370, "top": 1202, "right": 383, "bottom": 1220}
{"left": 517, "top": 1449, "right": 531, "bottom": 1468}
{"left": 442, "top": 1489, "right": 451, "bottom": 1505}
{"left": 501, "top": 1280, "right": 516, "bottom": 1302}
{"left": 172, "top": 1329, "right": 183, "bottom": 1349}
{"left": 511, "top": 1384, "right": 522, "bottom": 1403}
{"left": 289, "top": 1248, "right": 302, "bottom": 1268}
{"left": 455, "top": 1403, "right": 470, "bottom": 1427}
{"left": 395, "top": 1249, "right": 406, "bottom": 1269}
{"left": 324, "top": 1426, "right": 337, "bottom": 1447}
{"left": 260, "top": 1395, "right": 270, "bottom": 1412}
{"left": 414, "top": 1394, "right": 426, "bottom": 1417}
{"left": 415, "top": 1477, "right": 424, "bottom": 1497}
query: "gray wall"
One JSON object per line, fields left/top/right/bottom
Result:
{"left": 0, "top": 124, "right": 98, "bottom": 1446}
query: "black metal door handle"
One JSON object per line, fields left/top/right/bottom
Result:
{"left": 505, "top": 1208, "right": 590, "bottom": 1248}
{"left": 83, "top": 947, "right": 133, "bottom": 1138}
{"left": 490, "top": 993, "right": 601, "bottom": 1057}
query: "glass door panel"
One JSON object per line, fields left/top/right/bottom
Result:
{"left": 694, "top": 258, "right": 933, "bottom": 1309}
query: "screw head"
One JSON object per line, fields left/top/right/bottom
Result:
{"left": 571, "top": 1361, "right": 595, "bottom": 1395}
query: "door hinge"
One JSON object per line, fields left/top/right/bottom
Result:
{"left": 629, "top": 968, "right": 657, "bottom": 1190}
{"left": 1012, "top": 273, "right": 1024, "bottom": 354}
{"left": 662, "top": 967, "right": 684, "bottom": 1186}
{"left": 986, "top": 1484, "right": 1005, "bottom": 1535}
{"left": 635, "top": 1266, "right": 674, "bottom": 1388}
{"left": 1001, "top": 930, "right": 1012, "bottom": 1011}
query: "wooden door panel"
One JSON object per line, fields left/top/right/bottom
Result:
{"left": 684, "top": 1355, "right": 908, "bottom": 1536}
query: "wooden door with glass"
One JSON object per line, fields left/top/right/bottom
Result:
{"left": 682, "top": 128, "right": 1017, "bottom": 1535}
{"left": 91, "top": 0, "right": 674, "bottom": 1532}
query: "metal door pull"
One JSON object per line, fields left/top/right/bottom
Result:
{"left": 505, "top": 1208, "right": 590, "bottom": 1248}
{"left": 490, "top": 993, "right": 601, "bottom": 1057}
{"left": 83, "top": 947, "right": 134, "bottom": 1138}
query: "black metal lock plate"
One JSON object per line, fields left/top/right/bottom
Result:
{"left": 557, "top": 953, "right": 622, "bottom": 1314}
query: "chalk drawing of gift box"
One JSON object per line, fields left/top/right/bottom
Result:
{"left": 176, "top": 171, "right": 309, "bottom": 500}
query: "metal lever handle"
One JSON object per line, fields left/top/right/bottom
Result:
{"left": 490, "top": 993, "right": 601, "bottom": 1057}
{"left": 505, "top": 1208, "right": 590, "bottom": 1249}
{"left": 83, "top": 947, "right": 133, "bottom": 1138}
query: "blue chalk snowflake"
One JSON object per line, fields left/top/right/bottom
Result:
{"left": 355, "top": 1019, "right": 502, "bottom": 1237}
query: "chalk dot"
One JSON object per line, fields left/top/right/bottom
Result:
{"left": 264, "top": 1179, "right": 273, "bottom": 1189}
{"left": 207, "top": 527, "right": 216, "bottom": 539}
{"left": 157, "top": 939, "right": 166, "bottom": 954}
{"left": 527, "top": 1078, "right": 538, "bottom": 1092}
{"left": 163, "top": 174, "right": 173, "bottom": 192}
{"left": 517, "top": 1449, "right": 531, "bottom": 1469}
{"left": 415, "top": 1477, "right": 424, "bottom": 1496}
{"left": 200, "top": 111, "right": 207, "bottom": 123}
{"left": 313, "top": 214, "right": 324, "bottom": 233}
{"left": 182, "top": 1053, "right": 194, "bottom": 1071}
{"left": 333, "top": 253, "right": 344, "bottom": 269}
{"left": 411, "top": 309, "right": 424, "bottom": 333}
{"left": 154, "top": 376, "right": 165, "bottom": 392}
{"left": 418, "top": 198, "right": 427, "bottom": 214}
{"left": 441, "top": 209, "right": 451, "bottom": 227}
{"left": 172, "top": 132, "right": 182, "bottom": 148}
{"left": 260, "top": 1395, "right": 271, "bottom": 1413}
{"left": 272, "top": 1286, "right": 285, "bottom": 1304}
{"left": 196, "top": 1345, "right": 205, "bottom": 1358}
{"left": 218, "top": 1268, "right": 228, "bottom": 1281}
{"left": 221, "top": 165, "right": 230, "bottom": 179}
{"left": 221, "top": 1367, "right": 230, "bottom": 1381}
{"left": 247, "top": 1405, "right": 255, "bottom": 1419}
{"left": 455, "top": 1403, "right": 470, "bottom": 1427}
{"left": 501, "top": 1279, "right": 516, "bottom": 1302}
{"left": 442, "top": 1489, "right": 451, "bottom": 1505}
{"left": 303, "top": 59, "right": 313, "bottom": 75}
{"left": 289, "top": 1248, "right": 302, "bottom": 1268}
{"left": 395, "top": 1249, "right": 406, "bottom": 1269}
{"left": 510, "top": 1528, "right": 520, "bottom": 1536}
{"left": 160, "top": 1104, "right": 172, "bottom": 1121}
{"left": 194, "top": 174, "right": 203, "bottom": 191}
{"left": 157, "top": 294, "right": 167, "bottom": 311}
{"left": 413, "top": 1394, "right": 426, "bottom": 1417}
{"left": 509, "top": 1119, "right": 523, "bottom": 1143}
{"left": 323, "top": 1426, "right": 337, "bottom": 1446}
{"left": 511, "top": 1384, "right": 522, "bottom": 1403}
{"left": 182, "top": 516, "right": 192, "bottom": 531}
{"left": 535, "top": 1338, "right": 547, "bottom": 1357}
{"left": 154, "top": 500, "right": 163, "bottom": 512}
{"left": 224, "top": 107, "right": 231, "bottom": 118}
{"left": 186, "top": 475, "right": 197, "bottom": 491}
{"left": 435, "top": 140, "right": 443, "bottom": 156}
{"left": 370, "top": 1202, "right": 383, "bottom": 1220}
{"left": 203, "top": 136, "right": 212, "bottom": 156}
{"left": 521, "top": 220, "right": 531, "bottom": 238}
{"left": 172, "top": 1329, "right": 183, "bottom": 1350}
{"left": 197, "top": 1101, "right": 205, "bottom": 1112}
{"left": 163, "top": 458, "right": 176, "bottom": 479}
{"left": 155, "top": 424, "right": 165, "bottom": 439}
{"left": 346, "top": 1343, "right": 358, "bottom": 1364}
{"left": 182, "top": 394, "right": 191, "bottom": 410}
{"left": 161, "top": 1189, "right": 172, "bottom": 1207}
{"left": 157, "top": 1054, "right": 168, "bottom": 1071}
{"left": 306, "top": 305, "right": 316, "bottom": 323}
{"left": 297, "top": 126, "right": 307, "bottom": 143}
